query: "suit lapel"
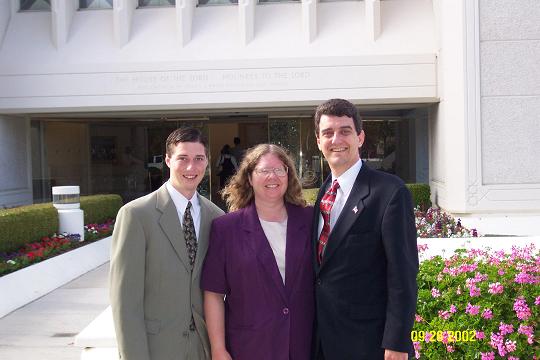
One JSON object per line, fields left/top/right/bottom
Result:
{"left": 243, "top": 203, "right": 288, "bottom": 304}
{"left": 192, "top": 194, "right": 212, "bottom": 281}
{"left": 319, "top": 164, "right": 371, "bottom": 270}
{"left": 284, "top": 204, "right": 308, "bottom": 299}
{"left": 156, "top": 185, "right": 191, "bottom": 272}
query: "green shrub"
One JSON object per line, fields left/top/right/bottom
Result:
{"left": 0, "top": 204, "right": 58, "bottom": 253}
{"left": 302, "top": 188, "right": 319, "bottom": 206}
{"left": 80, "top": 194, "right": 123, "bottom": 224}
{"left": 406, "top": 183, "right": 431, "bottom": 210}
{"left": 0, "top": 194, "right": 122, "bottom": 254}
{"left": 302, "top": 184, "right": 431, "bottom": 210}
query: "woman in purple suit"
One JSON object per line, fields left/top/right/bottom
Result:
{"left": 201, "top": 144, "right": 314, "bottom": 360}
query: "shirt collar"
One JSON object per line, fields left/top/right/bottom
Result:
{"left": 166, "top": 180, "right": 200, "bottom": 214}
{"left": 332, "top": 159, "right": 363, "bottom": 196}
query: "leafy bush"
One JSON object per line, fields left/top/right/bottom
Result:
{"left": 0, "top": 204, "right": 58, "bottom": 253}
{"left": 302, "top": 184, "right": 431, "bottom": 210}
{"left": 0, "top": 194, "right": 122, "bottom": 253}
{"left": 80, "top": 194, "right": 123, "bottom": 224}
{"left": 407, "top": 183, "right": 431, "bottom": 210}
{"left": 414, "top": 245, "right": 539, "bottom": 359}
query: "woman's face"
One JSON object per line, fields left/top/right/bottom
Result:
{"left": 249, "top": 153, "right": 289, "bottom": 204}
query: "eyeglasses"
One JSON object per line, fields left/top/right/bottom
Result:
{"left": 253, "top": 166, "right": 288, "bottom": 177}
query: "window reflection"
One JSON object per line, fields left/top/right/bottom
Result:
{"left": 20, "top": 0, "right": 51, "bottom": 11}
{"left": 138, "top": 0, "right": 175, "bottom": 7}
{"left": 79, "top": 0, "right": 113, "bottom": 9}
{"left": 198, "top": 0, "right": 237, "bottom": 5}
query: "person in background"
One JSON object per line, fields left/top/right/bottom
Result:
{"left": 312, "top": 99, "right": 418, "bottom": 360}
{"left": 110, "top": 127, "right": 224, "bottom": 360}
{"left": 201, "top": 144, "right": 314, "bottom": 360}
{"left": 216, "top": 144, "right": 238, "bottom": 189}
{"left": 230, "top": 136, "right": 245, "bottom": 164}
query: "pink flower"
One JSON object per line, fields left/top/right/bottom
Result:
{"left": 466, "top": 302, "right": 480, "bottom": 315}
{"left": 513, "top": 297, "right": 531, "bottom": 320}
{"left": 518, "top": 325, "right": 535, "bottom": 344}
{"left": 449, "top": 304, "right": 457, "bottom": 313}
{"left": 456, "top": 286, "right": 462, "bottom": 295}
{"left": 415, "top": 314, "right": 424, "bottom": 323}
{"left": 438, "top": 310, "right": 451, "bottom": 320}
{"left": 476, "top": 331, "right": 485, "bottom": 339}
{"left": 431, "top": 288, "right": 441, "bottom": 298}
{"left": 488, "top": 282, "right": 504, "bottom": 294}
{"left": 499, "top": 322, "right": 514, "bottom": 336}
{"left": 505, "top": 339, "right": 517, "bottom": 353}
{"left": 424, "top": 331, "right": 432, "bottom": 343}
{"left": 481, "top": 351, "right": 495, "bottom": 360}
{"left": 490, "top": 332, "right": 506, "bottom": 356}
{"left": 446, "top": 345, "right": 454, "bottom": 353}
{"left": 469, "top": 285, "right": 481, "bottom": 297}
{"left": 508, "top": 357, "right": 520, "bottom": 360}
{"left": 413, "top": 341, "right": 421, "bottom": 359}
{"left": 535, "top": 296, "right": 540, "bottom": 306}
{"left": 498, "top": 269, "right": 505, "bottom": 275}
{"left": 482, "top": 308, "right": 493, "bottom": 319}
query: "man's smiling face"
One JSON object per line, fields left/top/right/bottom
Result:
{"left": 317, "top": 114, "right": 365, "bottom": 177}
{"left": 165, "top": 141, "right": 208, "bottom": 199}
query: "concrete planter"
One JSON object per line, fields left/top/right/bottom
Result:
{"left": 0, "top": 236, "right": 111, "bottom": 318}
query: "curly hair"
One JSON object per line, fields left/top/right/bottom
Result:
{"left": 221, "top": 144, "right": 307, "bottom": 212}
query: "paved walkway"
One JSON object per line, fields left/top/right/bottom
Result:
{"left": 0, "top": 263, "right": 110, "bottom": 360}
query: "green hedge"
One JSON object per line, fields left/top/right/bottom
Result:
{"left": 0, "top": 194, "right": 123, "bottom": 254}
{"left": 80, "top": 194, "right": 123, "bottom": 224}
{"left": 0, "top": 203, "right": 58, "bottom": 253}
{"left": 406, "top": 183, "right": 431, "bottom": 210}
{"left": 302, "top": 184, "right": 431, "bottom": 210}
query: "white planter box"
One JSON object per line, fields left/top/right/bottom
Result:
{"left": 0, "top": 236, "right": 111, "bottom": 318}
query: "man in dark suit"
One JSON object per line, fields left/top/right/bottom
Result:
{"left": 312, "top": 99, "right": 419, "bottom": 360}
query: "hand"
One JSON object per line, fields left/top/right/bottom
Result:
{"left": 384, "top": 349, "right": 408, "bottom": 360}
{"left": 211, "top": 348, "right": 232, "bottom": 360}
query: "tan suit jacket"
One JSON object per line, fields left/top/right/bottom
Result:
{"left": 110, "top": 184, "right": 224, "bottom": 360}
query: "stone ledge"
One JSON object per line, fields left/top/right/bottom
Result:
{"left": 0, "top": 236, "right": 111, "bottom": 318}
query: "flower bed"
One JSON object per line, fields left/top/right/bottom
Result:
{"left": 0, "top": 219, "right": 114, "bottom": 277}
{"left": 416, "top": 207, "right": 478, "bottom": 238}
{"left": 414, "top": 244, "right": 539, "bottom": 359}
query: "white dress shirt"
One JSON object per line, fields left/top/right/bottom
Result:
{"left": 259, "top": 218, "right": 288, "bottom": 284}
{"left": 318, "top": 159, "right": 363, "bottom": 238}
{"left": 166, "top": 181, "right": 202, "bottom": 240}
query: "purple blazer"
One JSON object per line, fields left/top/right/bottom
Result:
{"left": 201, "top": 202, "right": 314, "bottom": 360}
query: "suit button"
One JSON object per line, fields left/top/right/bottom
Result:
{"left": 316, "top": 278, "right": 322, "bottom": 286}
{"left": 282, "top": 308, "right": 289, "bottom": 315}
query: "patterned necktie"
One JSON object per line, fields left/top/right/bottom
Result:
{"left": 183, "top": 201, "right": 197, "bottom": 331}
{"left": 318, "top": 180, "right": 340, "bottom": 264}
{"left": 183, "top": 201, "right": 197, "bottom": 269}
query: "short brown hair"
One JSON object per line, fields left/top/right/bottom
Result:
{"left": 314, "top": 98, "right": 362, "bottom": 136}
{"left": 165, "top": 127, "right": 208, "bottom": 157}
{"left": 221, "top": 144, "right": 306, "bottom": 212}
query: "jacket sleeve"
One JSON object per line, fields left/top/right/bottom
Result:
{"left": 109, "top": 206, "right": 150, "bottom": 360}
{"left": 380, "top": 185, "right": 419, "bottom": 353}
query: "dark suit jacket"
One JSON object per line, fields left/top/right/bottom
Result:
{"left": 201, "top": 202, "right": 314, "bottom": 360}
{"left": 313, "top": 164, "right": 419, "bottom": 360}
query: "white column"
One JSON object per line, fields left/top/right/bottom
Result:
{"left": 0, "top": 0, "right": 11, "bottom": 49}
{"left": 239, "top": 0, "right": 255, "bottom": 45}
{"left": 301, "top": 0, "right": 317, "bottom": 43}
{"left": 51, "top": 0, "right": 77, "bottom": 48}
{"left": 365, "top": 0, "right": 380, "bottom": 41}
{"left": 176, "top": 0, "right": 196, "bottom": 46}
{"left": 114, "top": 0, "right": 137, "bottom": 47}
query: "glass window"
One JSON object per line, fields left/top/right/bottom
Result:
{"left": 20, "top": 0, "right": 51, "bottom": 11}
{"left": 138, "top": 0, "right": 175, "bottom": 7}
{"left": 198, "top": 0, "right": 237, "bottom": 6}
{"left": 79, "top": 0, "right": 113, "bottom": 9}
{"left": 258, "top": 0, "right": 299, "bottom": 3}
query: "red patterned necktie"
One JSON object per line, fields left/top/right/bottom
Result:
{"left": 318, "top": 179, "right": 340, "bottom": 264}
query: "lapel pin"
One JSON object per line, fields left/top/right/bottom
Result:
{"left": 352, "top": 206, "right": 358, "bottom": 214}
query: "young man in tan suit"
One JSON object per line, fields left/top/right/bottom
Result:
{"left": 110, "top": 127, "right": 224, "bottom": 360}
